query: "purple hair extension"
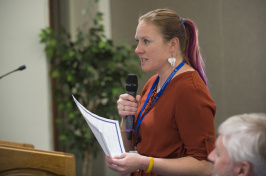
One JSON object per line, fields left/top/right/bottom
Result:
{"left": 184, "top": 20, "right": 208, "bottom": 86}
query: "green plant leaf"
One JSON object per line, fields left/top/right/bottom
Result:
{"left": 59, "top": 135, "right": 68, "bottom": 141}
{"left": 51, "top": 70, "right": 60, "bottom": 78}
{"left": 69, "top": 112, "right": 75, "bottom": 119}
{"left": 67, "top": 74, "right": 74, "bottom": 82}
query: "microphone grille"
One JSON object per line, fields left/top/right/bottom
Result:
{"left": 18, "top": 65, "right": 26, "bottom": 71}
{"left": 126, "top": 74, "right": 138, "bottom": 84}
{"left": 126, "top": 74, "right": 138, "bottom": 92}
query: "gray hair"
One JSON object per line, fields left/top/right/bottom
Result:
{"left": 218, "top": 113, "right": 266, "bottom": 176}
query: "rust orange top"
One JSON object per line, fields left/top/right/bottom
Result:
{"left": 131, "top": 71, "right": 216, "bottom": 176}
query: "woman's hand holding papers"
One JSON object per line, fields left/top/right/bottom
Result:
{"left": 106, "top": 152, "right": 150, "bottom": 175}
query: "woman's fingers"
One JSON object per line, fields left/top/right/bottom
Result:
{"left": 105, "top": 153, "right": 140, "bottom": 175}
{"left": 117, "top": 94, "right": 140, "bottom": 116}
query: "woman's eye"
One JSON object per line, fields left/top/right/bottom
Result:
{"left": 144, "top": 39, "right": 150, "bottom": 44}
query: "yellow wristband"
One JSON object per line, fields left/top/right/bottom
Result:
{"left": 145, "top": 157, "right": 153, "bottom": 173}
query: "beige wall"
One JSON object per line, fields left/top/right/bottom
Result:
{"left": 0, "top": 0, "right": 52, "bottom": 150}
{"left": 60, "top": 0, "right": 112, "bottom": 41}
{"left": 110, "top": 0, "right": 266, "bottom": 133}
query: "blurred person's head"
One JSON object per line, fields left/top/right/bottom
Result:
{"left": 208, "top": 113, "right": 266, "bottom": 176}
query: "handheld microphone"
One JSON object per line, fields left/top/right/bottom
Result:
{"left": 0, "top": 65, "right": 26, "bottom": 79}
{"left": 125, "top": 74, "right": 138, "bottom": 140}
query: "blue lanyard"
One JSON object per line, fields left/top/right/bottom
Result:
{"left": 135, "top": 60, "right": 185, "bottom": 145}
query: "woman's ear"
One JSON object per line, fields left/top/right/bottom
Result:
{"left": 169, "top": 37, "right": 180, "bottom": 52}
{"left": 169, "top": 37, "right": 180, "bottom": 53}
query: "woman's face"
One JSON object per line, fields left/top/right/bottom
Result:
{"left": 135, "top": 20, "right": 171, "bottom": 74}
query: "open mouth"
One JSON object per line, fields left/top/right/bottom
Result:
{"left": 141, "top": 58, "right": 148, "bottom": 62}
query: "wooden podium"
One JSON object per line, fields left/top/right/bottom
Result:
{"left": 0, "top": 140, "right": 76, "bottom": 176}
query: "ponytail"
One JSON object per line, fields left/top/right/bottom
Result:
{"left": 183, "top": 19, "right": 208, "bottom": 86}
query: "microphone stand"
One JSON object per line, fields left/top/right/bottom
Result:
{"left": 0, "top": 65, "right": 26, "bottom": 79}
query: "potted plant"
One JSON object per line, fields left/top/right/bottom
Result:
{"left": 39, "top": 11, "right": 142, "bottom": 176}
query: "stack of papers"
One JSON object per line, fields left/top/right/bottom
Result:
{"left": 72, "top": 96, "right": 125, "bottom": 157}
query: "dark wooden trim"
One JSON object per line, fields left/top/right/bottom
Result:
{"left": 48, "top": 0, "right": 58, "bottom": 151}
